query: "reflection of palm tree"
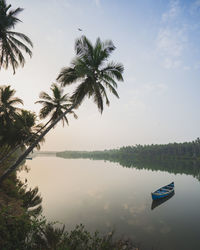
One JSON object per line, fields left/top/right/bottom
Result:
{"left": 0, "top": 0, "right": 33, "bottom": 73}
{"left": 0, "top": 36, "right": 124, "bottom": 185}
{"left": 18, "top": 183, "right": 42, "bottom": 216}
{"left": 35, "top": 83, "right": 77, "bottom": 129}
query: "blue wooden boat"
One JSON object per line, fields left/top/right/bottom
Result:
{"left": 151, "top": 182, "right": 174, "bottom": 200}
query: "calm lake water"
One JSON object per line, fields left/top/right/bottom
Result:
{"left": 19, "top": 156, "right": 200, "bottom": 250}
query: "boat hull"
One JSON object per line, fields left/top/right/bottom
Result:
{"left": 151, "top": 182, "right": 174, "bottom": 200}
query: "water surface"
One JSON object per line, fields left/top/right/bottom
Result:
{"left": 19, "top": 156, "right": 200, "bottom": 250}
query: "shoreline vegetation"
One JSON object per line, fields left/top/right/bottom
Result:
{"left": 55, "top": 138, "right": 200, "bottom": 181}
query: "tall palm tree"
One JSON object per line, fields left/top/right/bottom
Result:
{"left": 35, "top": 83, "right": 78, "bottom": 129}
{"left": 0, "top": 0, "right": 33, "bottom": 74}
{"left": 57, "top": 36, "right": 124, "bottom": 113}
{"left": 0, "top": 36, "right": 124, "bottom": 185}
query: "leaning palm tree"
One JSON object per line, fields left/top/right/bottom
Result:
{"left": 0, "top": 36, "right": 124, "bottom": 185}
{"left": 57, "top": 36, "right": 124, "bottom": 113}
{"left": 35, "top": 83, "right": 78, "bottom": 129}
{"left": 0, "top": 0, "right": 33, "bottom": 74}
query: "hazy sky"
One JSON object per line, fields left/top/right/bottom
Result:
{"left": 1, "top": 0, "right": 200, "bottom": 151}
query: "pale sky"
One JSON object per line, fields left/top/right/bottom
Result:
{"left": 1, "top": 0, "right": 200, "bottom": 151}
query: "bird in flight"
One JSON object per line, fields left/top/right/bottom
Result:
{"left": 78, "top": 28, "right": 82, "bottom": 31}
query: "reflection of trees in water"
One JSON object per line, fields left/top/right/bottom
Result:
{"left": 118, "top": 158, "right": 200, "bottom": 181}
{"left": 57, "top": 150, "right": 200, "bottom": 182}
{"left": 105, "top": 158, "right": 200, "bottom": 182}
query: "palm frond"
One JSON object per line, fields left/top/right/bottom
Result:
{"left": 93, "top": 84, "right": 104, "bottom": 113}
{"left": 103, "top": 80, "right": 119, "bottom": 98}
{"left": 57, "top": 67, "right": 81, "bottom": 86}
{"left": 39, "top": 104, "right": 54, "bottom": 119}
{"left": 98, "top": 83, "right": 110, "bottom": 106}
{"left": 71, "top": 78, "right": 92, "bottom": 107}
{"left": 8, "top": 31, "right": 33, "bottom": 47}
{"left": 101, "top": 62, "right": 124, "bottom": 81}
{"left": 38, "top": 91, "right": 52, "bottom": 101}
{"left": 8, "top": 35, "right": 32, "bottom": 57}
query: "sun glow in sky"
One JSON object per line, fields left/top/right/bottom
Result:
{"left": 1, "top": 0, "right": 200, "bottom": 151}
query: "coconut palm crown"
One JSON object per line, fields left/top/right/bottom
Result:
{"left": 57, "top": 36, "right": 124, "bottom": 113}
{"left": 35, "top": 83, "right": 77, "bottom": 127}
{"left": 0, "top": 0, "right": 33, "bottom": 74}
{"left": 0, "top": 85, "right": 23, "bottom": 126}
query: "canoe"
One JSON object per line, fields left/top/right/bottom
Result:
{"left": 151, "top": 182, "right": 174, "bottom": 200}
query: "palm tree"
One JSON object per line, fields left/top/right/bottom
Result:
{"left": 12, "top": 110, "right": 45, "bottom": 149}
{"left": 57, "top": 36, "right": 124, "bottom": 113}
{"left": 0, "top": 85, "right": 23, "bottom": 158}
{"left": 35, "top": 83, "right": 78, "bottom": 129}
{"left": 0, "top": 36, "right": 124, "bottom": 185}
{"left": 0, "top": 0, "right": 33, "bottom": 74}
{"left": 0, "top": 85, "right": 23, "bottom": 125}
{"left": 0, "top": 109, "right": 44, "bottom": 164}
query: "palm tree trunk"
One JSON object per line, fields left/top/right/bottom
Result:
{"left": 0, "top": 118, "right": 53, "bottom": 165}
{"left": 0, "top": 104, "right": 76, "bottom": 186}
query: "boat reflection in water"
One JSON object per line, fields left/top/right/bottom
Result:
{"left": 151, "top": 191, "right": 175, "bottom": 210}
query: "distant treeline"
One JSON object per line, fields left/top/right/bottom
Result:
{"left": 56, "top": 138, "right": 200, "bottom": 180}
{"left": 57, "top": 138, "right": 200, "bottom": 162}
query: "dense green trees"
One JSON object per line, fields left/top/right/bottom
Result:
{"left": 0, "top": 85, "right": 44, "bottom": 165}
{"left": 0, "top": 0, "right": 33, "bottom": 73}
{"left": 57, "top": 139, "right": 200, "bottom": 162}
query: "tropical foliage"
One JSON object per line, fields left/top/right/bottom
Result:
{"left": 0, "top": 0, "right": 33, "bottom": 73}
{"left": 57, "top": 35, "right": 124, "bottom": 113}
{"left": 0, "top": 85, "right": 44, "bottom": 164}
{"left": 36, "top": 83, "right": 78, "bottom": 128}
{"left": 0, "top": 85, "right": 23, "bottom": 127}
{"left": 0, "top": 35, "right": 124, "bottom": 185}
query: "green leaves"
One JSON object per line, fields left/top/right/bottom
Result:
{"left": 0, "top": 0, "right": 33, "bottom": 73}
{"left": 36, "top": 83, "right": 78, "bottom": 127}
{"left": 57, "top": 36, "right": 124, "bottom": 113}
